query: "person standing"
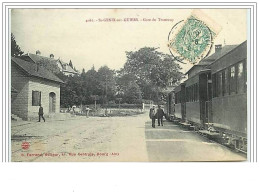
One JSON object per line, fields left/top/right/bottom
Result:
{"left": 86, "top": 106, "right": 90, "bottom": 118}
{"left": 149, "top": 105, "right": 156, "bottom": 128}
{"left": 157, "top": 105, "right": 165, "bottom": 126}
{"left": 38, "top": 104, "right": 45, "bottom": 122}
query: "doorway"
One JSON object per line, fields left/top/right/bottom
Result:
{"left": 49, "top": 92, "right": 56, "bottom": 113}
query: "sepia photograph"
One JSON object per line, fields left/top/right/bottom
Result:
{"left": 10, "top": 8, "right": 248, "bottom": 162}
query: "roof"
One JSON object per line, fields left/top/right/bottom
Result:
{"left": 59, "top": 61, "right": 78, "bottom": 74}
{"left": 21, "top": 53, "right": 59, "bottom": 66}
{"left": 185, "top": 44, "right": 239, "bottom": 75}
{"left": 205, "top": 45, "right": 239, "bottom": 61}
{"left": 12, "top": 57, "right": 64, "bottom": 84}
{"left": 22, "top": 53, "right": 78, "bottom": 75}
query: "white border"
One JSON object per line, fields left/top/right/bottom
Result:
{"left": 1, "top": 2, "right": 258, "bottom": 194}
{"left": 2, "top": 1, "right": 257, "bottom": 162}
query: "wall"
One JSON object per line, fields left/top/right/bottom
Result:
{"left": 186, "top": 102, "right": 200, "bottom": 124}
{"left": 175, "top": 104, "right": 181, "bottom": 119}
{"left": 212, "top": 93, "right": 247, "bottom": 136}
{"left": 28, "top": 77, "right": 60, "bottom": 120}
{"left": 11, "top": 65, "right": 29, "bottom": 120}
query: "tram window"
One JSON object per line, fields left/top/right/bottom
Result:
{"left": 230, "top": 66, "right": 237, "bottom": 94}
{"left": 196, "top": 83, "right": 199, "bottom": 101}
{"left": 189, "top": 87, "right": 191, "bottom": 102}
{"left": 189, "top": 87, "right": 192, "bottom": 102}
{"left": 192, "top": 85, "right": 195, "bottom": 102}
{"left": 195, "top": 84, "right": 197, "bottom": 101}
{"left": 212, "top": 74, "right": 217, "bottom": 97}
{"left": 224, "top": 68, "right": 229, "bottom": 95}
{"left": 197, "top": 84, "right": 199, "bottom": 100}
{"left": 190, "top": 86, "right": 192, "bottom": 102}
{"left": 186, "top": 87, "right": 189, "bottom": 102}
{"left": 244, "top": 60, "right": 247, "bottom": 93}
{"left": 237, "top": 62, "right": 245, "bottom": 93}
{"left": 192, "top": 85, "right": 194, "bottom": 102}
{"left": 217, "top": 72, "right": 222, "bottom": 97}
{"left": 222, "top": 71, "right": 225, "bottom": 96}
{"left": 190, "top": 87, "right": 192, "bottom": 102}
{"left": 194, "top": 84, "right": 197, "bottom": 102}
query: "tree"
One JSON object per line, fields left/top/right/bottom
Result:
{"left": 123, "top": 82, "right": 142, "bottom": 104}
{"left": 11, "top": 33, "right": 24, "bottom": 57}
{"left": 122, "top": 47, "right": 184, "bottom": 102}
{"left": 116, "top": 70, "right": 136, "bottom": 95}
{"left": 96, "top": 66, "right": 117, "bottom": 104}
{"left": 69, "top": 60, "right": 73, "bottom": 68}
{"left": 36, "top": 58, "right": 60, "bottom": 74}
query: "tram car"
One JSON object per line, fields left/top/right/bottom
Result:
{"left": 211, "top": 41, "right": 247, "bottom": 152}
{"left": 166, "top": 41, "right": 247, "bottom": 152}
{"left": 165, "top": 90, "right": 175, "bottom": 120}
{"left": 185, "top": 69, "right": 212, "bottom": 128}
{"left": 174, "top": 83, "right": 186, "bottom": 120}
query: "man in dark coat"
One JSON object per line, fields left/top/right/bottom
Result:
{"left": 149, "top": 105, "right": 156, "bottom": 128}
{"left": 38, "top": 104, "right": 45, "bottom": 122}
{"left": 156, "top": 105, "right": 165, "bottom": 126}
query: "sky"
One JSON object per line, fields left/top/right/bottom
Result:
{"left": 11, "top": 9, "right": 247, "bottom": 73}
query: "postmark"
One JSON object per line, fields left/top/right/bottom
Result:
{"left": 168, "top": 10, "right": 221, "bottom": 64}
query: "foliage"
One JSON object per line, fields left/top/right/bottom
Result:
{"left": 36, "top": 58, "right": 61, "bottom": 74}
{"left": 69, "top": 60, "right": 73, "bottom": 68}
{"left": 96, "top": 66, "right": 117, "bottom": 104}
{"left": 43, "top": 47, "right": 183, "bottom": 107}
{"left": 59, "top": 65, "right": 117, "bottom": 107}
{"left": 120, "top": 47, "right": 184, "bottom": 102}
{"left": 123, "top": 82, "right": 142, "bottom": 104}
{"left": 11, "top": 33, "right": 24, "bottom": 57}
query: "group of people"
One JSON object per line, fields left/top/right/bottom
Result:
{"left": 38, "top": 104, "right": 165, "bottom": 126}
{"left": 149, "top": 105, "right": 165, "bottom": 128}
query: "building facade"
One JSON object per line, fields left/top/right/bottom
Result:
{"left": 11, "top": 57, "right": 64, "bottom": 121}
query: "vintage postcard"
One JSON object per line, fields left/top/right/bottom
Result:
{"left": 10, "top": 8, "right": 248, "bottom": 162}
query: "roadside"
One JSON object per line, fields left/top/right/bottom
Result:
{"left": 11, "top": 113, "right": 149, "bottom": 162}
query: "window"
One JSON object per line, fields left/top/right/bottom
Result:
{"left": 217, "top": 72, "right": 222, "bottom": 97}
{"left": 185, "top": 84, "right": 198, "bottom": 102}
{"left": 32, "top": 91, "right": 41, "bottom": 106}
{"left": 237, "top": 62, "right": 245, "bottom": 94}
{"left": 229, "top": 66, "right": 237, "bottom": 94}
{"left": 186, "top": 87, "right": 189, "bottom": 102}
{"left": 244, "top": 60, "right": 247, "bottom": 93}
{"left": 191, "top": 86, "right": 194, "bottom": 102}
{"left": 197, "top": 84, "right": 199, "bottom": 100}
{"left": 222, "top": 71, "right": 225, "bottom": 96}
{"left": 224, "top": 68, "right": 229, "bottom": 95}
{"left": 194, "top": 84, "right": 197, "bottom": 101}
{"left": 212, "top": 74, "right": 217, "bottom": 97}
{"left": 176, "top": 92, "right": 180, "bottom": 104}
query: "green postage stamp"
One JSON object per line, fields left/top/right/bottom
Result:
{"left": 168, "top": 10, "right": 221, "bottom": 64}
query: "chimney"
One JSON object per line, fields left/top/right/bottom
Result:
{"left": 50, "top": 54, "right": 54, "bottom": 58}
{"left": 36, "top": 50, "right": 41, "bottom": 55}
{"left": 215, "top": 44, "right": 222, "bottom": 53}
